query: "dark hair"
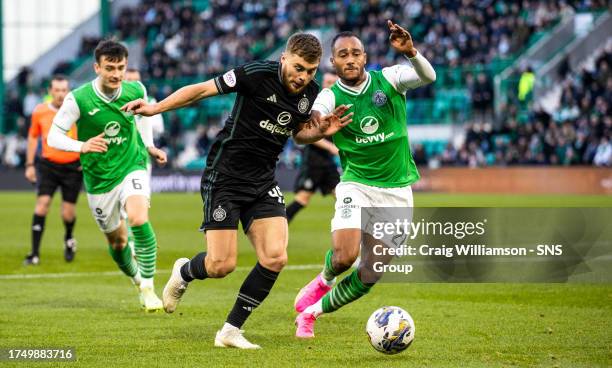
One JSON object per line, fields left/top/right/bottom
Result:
{"left": 286, "top": 33, "right": 322, "bottom": 63}
{"left": 49, "top": 74, "right": 68, "bottom": 87}
{"left": 94, "top": 39, "right": 129, "bottom": 63}
{"left": 331, "top": 31, "right": 362, "bottom": 53}
{"left": 51, "top": 74, "right": 68, "bottom": 82}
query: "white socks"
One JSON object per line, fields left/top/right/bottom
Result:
{"left": 140, "top": 277, "right": 153, "bottom": 290}
{"left": 131, "top": 272, "right": 142, "bottom": 287}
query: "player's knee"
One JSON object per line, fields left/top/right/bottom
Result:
{"left": 127, "top": 214, "right": 148, "bottom": 227}
{"left": 109, "top": 237, "right": 127, "bottom": 251}
{"left": 35, "top": 201, "right": 51, "bottom": 216}
{"left": 61, "top": 207, "right": 75, "bottom": 221}
{"left": 206, "top": 259, "right": 236, "bottom": 278}
{"left": 259, "top": 253, "right": 287, "bottom": 272}
{"left": 34, "top": 205, "right": 49, "bottom": 216}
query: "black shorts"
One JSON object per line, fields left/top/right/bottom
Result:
{"left": 199, "top": 169, "right": 286, "bottom": 233}
{"left": 294, "top": 164, "right": 340, "bottom": 195}
{"left": 37, "top": 158, "right": 83, "bottom": 204}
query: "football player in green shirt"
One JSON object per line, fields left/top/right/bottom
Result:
{"left": 48, "top": 40, "right": 167, "bottom": 312}
{"left": 294, "top": 21, "right": 436, "bottom": 338}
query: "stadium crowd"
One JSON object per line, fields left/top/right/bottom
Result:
{"left": 1, "top": 0, "right": 609, "bottom": 169}
{"left": 110, "top": 0, "right": 602, "bottom": 101}
{"left": 434, "top": 45, "right": 611, "bottom": 167}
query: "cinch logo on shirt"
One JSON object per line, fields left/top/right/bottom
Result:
{"left": 259, "top": 119, "right": 293, "bottom": 136}
{"left": 103, "top": 121, "right": 127, "bottom": 145}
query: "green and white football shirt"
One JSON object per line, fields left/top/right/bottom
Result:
{"left": 52, "top": 78, "right": 149, "bottom": 194}
{"left": 312, "top": 64, "right": 426, "bottom": 188}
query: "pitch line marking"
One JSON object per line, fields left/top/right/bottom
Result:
{"left": 0, "top": 264, "right": 322, "bottom": 280}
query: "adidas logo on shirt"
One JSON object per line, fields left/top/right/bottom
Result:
{"left": 266, "top": 94, "right": 277, "bottom": 103}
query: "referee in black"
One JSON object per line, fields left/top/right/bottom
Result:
{"left": 24, "top": 75, "right": 82, "bottom": 265}
{"left": 122, "top": 33, "right": 352, "bottom": 348}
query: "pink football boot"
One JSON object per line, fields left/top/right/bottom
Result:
{"left": 294, "top": 274, "right": 332, "bottom": 313}
{"left": 295, "top": 312, "right": 317, "bottom": 338}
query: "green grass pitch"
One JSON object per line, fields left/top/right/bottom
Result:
{"left": 0, "top": 192, "right": 610, "bottom": 367}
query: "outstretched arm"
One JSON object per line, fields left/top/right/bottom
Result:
{"left": 386, "top": 20, "right": 436, "bottom": 89}
{"left": 121, "top": 79, "right": 219, "bottom": 116}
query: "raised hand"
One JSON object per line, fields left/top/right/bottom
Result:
{"left": 387, "top": 20, "right": 417, "bottom": 57}
{"left": 81, "top": 132, "right": 108, "bottom": 153}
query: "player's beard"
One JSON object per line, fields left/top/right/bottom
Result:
{"left": 280, "top": 65, "right": 306, "bottom": 94}
{"left": 340, "top": 68, "right": 365, "bottom": 86}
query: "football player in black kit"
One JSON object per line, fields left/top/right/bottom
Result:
{"left": 122, "top": 33, "right": 352, "bottom": 349}
{"left": 286, "top": 72, "right": 340, "bottom": 223}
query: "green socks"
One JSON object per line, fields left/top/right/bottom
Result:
{"left": 108, "top": 244, "right": 138, "bottom": 277}
{"left": 322, "top": 249, "right": 341, "bottom": 281}
{"left": 321, "top": 269, "right": 372, "bottom": 313}
{"left": 131, "top": 222, "right": 158, "bottom": 279}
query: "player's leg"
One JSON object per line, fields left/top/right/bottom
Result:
{"left": 59, "top": 164, "right": 82, "bottom": 262}
{"left": 124, "top": 195, "right": 156, "bottom": 281}
{"left": 286, "top": 190, "right": 313, "bottom": 223}
{"left": 122, "top": 195, "right": 162, "bottom": 312}
{"left": 215, "top": 217, "right": 287, "bottom": 349}
{"left": 296, "top": 185, "right": 414, "bottom": 337}
{"left": 60, "top": 201, "right": 77, "bottom": 261}
{"left": 25, "top": 160, "right": 58, "bottom": 265}
{"left": 318, "top": 200, "right": 413, "bottom": 316}
{"left": 104, "top": 222, "right": 139, "bottom": 282}
{"left": 120, "top": 170, "right": 162, "bottom": 311}
{"left": 215, "top": 184, "right": 287, "bottom": 349}
{"left": 295, "top": 229, "right": 364, "bottom": 338}
{"left": 294, "top": 181, "right": 364, "bottom": 314}
{"left": 87, "top": 184, "right": 150, "bottom": 312}
{"left": 314, "top": 230, "right": 375, "bottom": 314}
{"left": 163, "top": 229, "right": 238, "bottom": 313}
{"left": 295, "top": 182, "right": 370, "bottom": 338}
{"left": 163, "top": 169, "right": 241, "bottom": 313}
{"left": 25, "top": 195, "right": 52, "bottom": 265}
{"left": 87, "top": 187, "right": 140, "bottom": 283}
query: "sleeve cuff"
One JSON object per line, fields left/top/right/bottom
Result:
{"left": 405, "top": 50, "right": 419, "bottom": 60}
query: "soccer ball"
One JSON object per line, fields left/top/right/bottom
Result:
{"left": 366, "top": 306, "right": 415, "bottom": 354}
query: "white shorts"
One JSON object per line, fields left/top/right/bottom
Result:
{"left": 87, "top": 170, "right": 151, "bottom": 233}
{"left": 331, "top": 181, "right": 414, "bottom": 233}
